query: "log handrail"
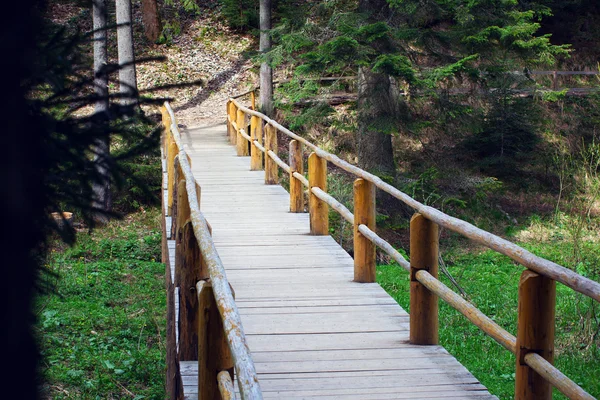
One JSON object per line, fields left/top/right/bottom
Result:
{"left": 227, "top": 92, "right": 598, "bottom": 399}
{"left": 161, "top": 102, "right": 262, "bottom": 400}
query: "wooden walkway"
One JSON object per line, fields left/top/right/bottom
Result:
{"left": 167, "top": 123, "right": 497, "bottom": 399}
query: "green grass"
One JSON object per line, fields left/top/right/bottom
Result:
{"left": 377, "top": 220, "right": 600, "bottom": 400}
{"left": 37, "top": 208, "right": 166, "bottom": 399}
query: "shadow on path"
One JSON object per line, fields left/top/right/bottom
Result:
{"left": 173, "top": 47, "right": 253, "bottom": 114}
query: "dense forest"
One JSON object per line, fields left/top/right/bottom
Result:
{"left": 9, "top": 0, "right": 599, "bottom": 399}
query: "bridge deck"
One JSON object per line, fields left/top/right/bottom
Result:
{"left": 171, "top": 124, "right": 496, "bottom": 399}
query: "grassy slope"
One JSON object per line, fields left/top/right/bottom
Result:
{"left": 37, "top": 209, "right": 165, "bottom": 399}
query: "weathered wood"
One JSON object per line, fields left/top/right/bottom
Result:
{"left": 515, "top": 270, "right": 556, "bottom": 400}
{"left": 236, "top": 109, "right": 248, "bottom": 156}
{"left": 176, "top": 220, "right": 202, "bottom": 361}
{"left": 170, "top": 156, "right": 183, "bottom": 239}
{"left": 250, "top": 90, "right": 256, "bottom": 110}
{"left": 164, "top": 103, "right": 262, "bottom": 399}
{"left": 250, "top": 116, "right": 263, "bottom": 171}
{"left": 523, "top": 352, "right": 595, "bottom": 400}
{"left": 354, "top": 179, "right": 376, "bottom": 283}
{"left": 289, "top": 140, "right": 304, "bottom": 212}
{"left": 311, "top": 187, "right": 353, "bottom": 223}
{"left": 409, "top": 213, "right": 439, "bottom": 345}
{"left": 308, "top": 152, "right": 328, "bottom": 235}
{"left": 167, "top": 141, "right": 178, "bottom": 215}
{"left": 415, "top": 270, "right": 516, "bottom": 353}
{"left": 228, "top": 102, "right": 237, "bottom": 145}
{"left": 230, "top": 98, "right": 600, "bottom": 302}
{"left": 217, "top": 371, "right": 235, "bottom": 400}
{"left": 197, "top": 281, "right": 234, "bottom": 400}
{"left": 265, "top": 124, "right": 278, "bottom": 184}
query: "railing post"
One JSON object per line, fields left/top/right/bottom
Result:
{"left": 175, "top": 180, "right": 203, "bottom": 361}
{"left": 197, "top": 281, "right": 234, "bottom": 400}
{"left": 308, "top": 152, "right": 328, "bottom": 235}
{"left": 250, "top": 116, "right": 263, "bottom": 170}
{"left": 167, "top": 140, "right": 178, "bottom": 215}
{"left": 236, "top": 109, "right": 248, "bottom": 156}
{"left": 228, "top": 102, "right": 237, "bottom": 145}
{"left": 515, "top": 270, "right": 556, "bottom": 400}
{"left": 353, "top": 178, "right": 376, "bottom": 282}
{"left": 265, "top": 124, "right": 278, "bottom": 184}
{"left": 409, "top": 213, "right": 439, "bottom": 345}
{"left": 289, "top": 140, "right": 304, "bottom": 212}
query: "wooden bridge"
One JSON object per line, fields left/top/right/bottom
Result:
{"left": 160, "top": 93, "right": 599, "bottom": 400}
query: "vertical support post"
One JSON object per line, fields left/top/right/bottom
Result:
{"left": 265, "top": 124, "right": 278, "bottom": 184}
{"left": 289, "top": 140, "right": 304, "bottom": 212}
{"left": 250, "top": 116, "right": 263, "bottom": 170}
{"left": 228, "top": 102, "right": 237, "bottom": 144}
{"left": 236, "top": 109, "right": 248, "bottom": 156}
{"left": 308, "top": 152, "right": 328, "bottom": 235}
{"left": 515, "top": 270, "right": 556, "bottom": 400}
{"left": 167, "top": 141, "right": 178, "bottom": 215}
{"left": 175, "top": 181, "right": 203, "bottom": 361}
{"left": 409, "top": 213, "right": 439, "bottom": 345}
{"left": 197, "top": 281, "right": 234, "bottom": 400}
{"left": 353, "top": 179, "right": 376, "bottom": 282}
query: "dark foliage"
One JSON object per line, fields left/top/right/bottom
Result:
{"left": 1, "top": 1, "right": 165, "bottom": 398}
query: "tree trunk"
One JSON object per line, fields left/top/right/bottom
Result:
{"left": 259, "top": 0, "right": 273, "bottom": 117}
{"left": 356, "top": 67, "right": 397, "bottom": 176}
{"left": 141, "top": 0, "right": 161, "bottom": 42}
{"left": 116, "top": 0, "right": 138, "bottom": 108}
{"left": 92, "top": 0, "right": 111, "bottom": 222}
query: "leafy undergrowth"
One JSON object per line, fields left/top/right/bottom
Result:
{"left": 37, "top": 208, "right": 165, "bottom": 400}
{"left": 377, "top": 215, "right": 600, "bottom": 400}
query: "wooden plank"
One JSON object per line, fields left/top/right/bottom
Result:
{"left": 170, "top": 123, "right": 497, "bottom": 400}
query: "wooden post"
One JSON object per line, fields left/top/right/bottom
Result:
{"left": 353, "top": 178, "right": 376, "bottom": 282}
{"left": 167, "top": 141, "right": 178, "bottom": 215}
{"left": 409, "top": 213, "right": 439, "bottom": 345}
{"left": 228, "top": 102, "right": 237, "bottom": 145}
{"left": 175, "top": 180, "right": 203, "bottom": 361}
{"left": 265, "top": 124, "right": 278, "bottom": 184}
{"left": 250, "top": 116, "right": 263, "bottom": 171}
{"left": 515, "top": 270, "right": 556, "bottom": 400}
{"left": 308, "top": 152, "right": 328, "bottom": 235}
{"left": 197, "top": 281, "right": 234, "bottom": 400}
{"left": 289, "top": 140, "right": 304, "bottom": 212}
{"left": 236, "top": 109, "right": 248, "bottom": 156}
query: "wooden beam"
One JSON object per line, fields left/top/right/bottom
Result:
{"left": 228, "top": 102, "right": 237, "bottom": 145}
{"left": 250, "top": 116, "right": 263, "bottom": 170}
{"left": 409, "top": 213, "right": 439, "bottom": 345}
{"left": 265, "top": 124, "right": 278, "bottom": 184}
{"left": 353, "top": 178, "right": 376, "bottom": 283}
{"left": 308, "top": 152, "right": 328, "bottom": 235}
{"left": 197, "top": 281, "right": 234, "bottom": 400}
{"left": 289, "top": 140, "right": 304, "bottom": 212}
{"left": 515, "top": 270, "right": 556, "bottom": 400}
{"left": 236, "top": 109, "right": 248, "bottom": 156}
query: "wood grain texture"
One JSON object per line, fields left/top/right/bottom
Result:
{"left": 353, "top": 178, "right": 376, "bottom": 283}
{"left": 250, "top": 116, "right": 263, "bottom": 171}
{"left": 410, "top": 213, "right": 439, "bottom": 345}
{"left": 236, "top": 109, "right": 248, "bottom": 156}
{"left": 308, "top": 152, "right": 328, "bottom": 235}
{"left": 289, "top": 140, "right": 304, "bottom": 212}
{"left": 264, "top": 124, "right": 278, "bottom": 184}
{"left": 165, "top": 120, "right": 497, "bottom": 400}
{"left": 515, "top": 270, "right": 555, "bottom": 400}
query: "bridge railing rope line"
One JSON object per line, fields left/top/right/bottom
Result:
{"left": 160, "top": 102, "right": 263, "bottom": 400}
{"left": 227, "top": 92, "right": 598, "bottom": 400}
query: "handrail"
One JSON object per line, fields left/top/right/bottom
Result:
{"left": 226, "top": 93, "right": 598, "bottom": 399}
{"left": 163, "top": 102, "right": 262, "bottom": 400}
{"left": 230, "top": 96, "right": 600, "bottom": 303}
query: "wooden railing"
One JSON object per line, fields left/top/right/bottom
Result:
{"left": 160, "top": 102, "right": 263, "bottom": 400}
{"left": 227, "top": 93, "right": 599, "bottom": 400}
